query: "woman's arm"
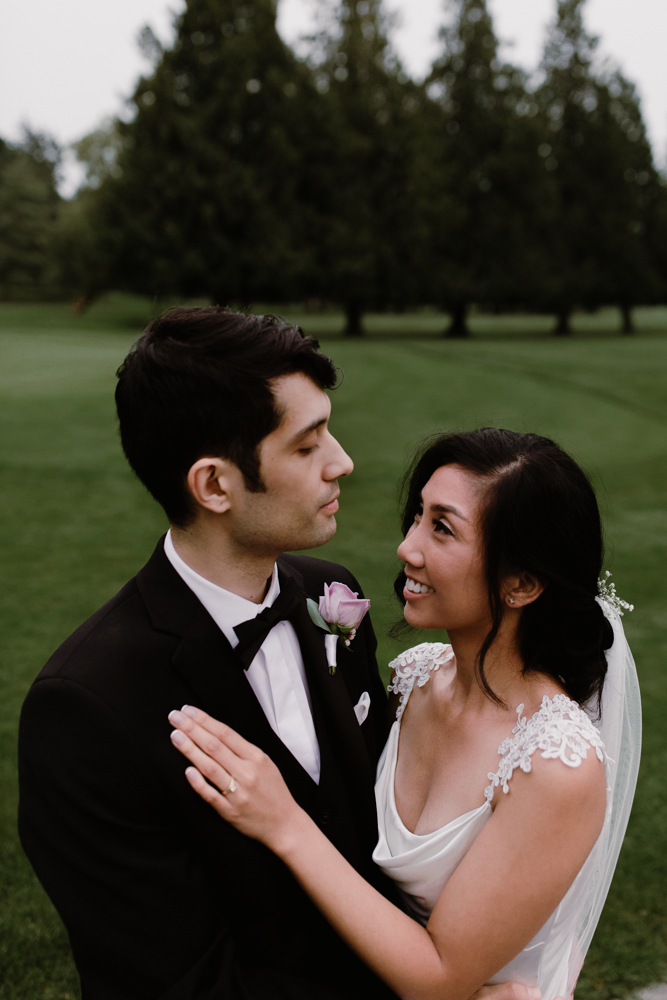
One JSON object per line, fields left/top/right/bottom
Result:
{"left": 168, "top": 707, "right": 603, "bottom": 1000}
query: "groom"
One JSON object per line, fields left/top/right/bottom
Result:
{"left": 19, "top": 308, "right": 538, "bottom": 1000}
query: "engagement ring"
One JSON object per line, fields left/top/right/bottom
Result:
{"left": 222, "top": 776, "right": 237, "bottom": 796}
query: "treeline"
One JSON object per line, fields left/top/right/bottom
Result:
{"left": 0, "top": 131, "right": 63, "bottom": 301}
{"left": 1, "top": 0, "right": 666, "bottom": 336}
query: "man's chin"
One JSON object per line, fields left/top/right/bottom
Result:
{"left": 285, "top": 515, "right": 337, "bottom": 552}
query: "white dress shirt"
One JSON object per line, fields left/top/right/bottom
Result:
{"left": 164, "top": 531, "right": 320, "bottom": 782}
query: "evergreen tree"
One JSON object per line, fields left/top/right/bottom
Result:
{"left": 50, "top": 188, "right": 111, "bottom": 307}
{"left": 89, "top": 0, "right": 329, "bottom": 304}
{"left": 73, "top": 118, "right": 127, "bottom": 191}
{"left": 312, "top": 0, "right": 423, "bottom": 335}
{"left": 424, "top": 0, "right": 553, "bottom": 336}
{"left": 49, "top": 119, "right": 127, "bottom": 306}
{"left": 0, "top": 129, "right": 61, "bottom": 299}
{"left": 537, "top": 0, "right": 664, "bottom": 334}
{"left": 597, "top": 71, "right": 666, "bottom": 332}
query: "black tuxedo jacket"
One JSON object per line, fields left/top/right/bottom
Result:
{"left": 18, "top": 540, "right": 398, "bottom": 1000}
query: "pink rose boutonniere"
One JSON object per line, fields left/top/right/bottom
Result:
{"left": 307, "top": 582, "right": 371, "bottom": 675}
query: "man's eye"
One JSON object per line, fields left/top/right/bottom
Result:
{"left": 299, "top": 445, "right": 317, "bottom": 455}
{"left": 433, "top": 519, "right": 453, "bottom": 536}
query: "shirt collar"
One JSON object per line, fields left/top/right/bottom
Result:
{"left": 163, "top": 529, "right": 280, "bottom": 647}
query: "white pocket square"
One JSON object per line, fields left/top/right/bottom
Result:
{"left": 353, "top": 691, "right": 371, "bottom": 725}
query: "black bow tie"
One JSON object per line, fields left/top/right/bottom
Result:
{"left": 233, "top": 573, "right": 303, "bottom": 670}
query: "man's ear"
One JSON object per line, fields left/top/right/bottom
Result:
{"left": 186, "top": 457, "right": 240, "bottom": 515}
{"left": 503, "top": 572, "right": 545, "bottom": 610}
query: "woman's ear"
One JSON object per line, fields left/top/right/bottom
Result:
{"left": 187, "top": 457, "right": 239, "bottom": 515}
{"left": 504, "top": 573, "right": 545, "bottom": 610}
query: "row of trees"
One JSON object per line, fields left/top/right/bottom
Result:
{"left": 1, "top": 0, "right": 666, "bottom": 335}
{"left": 0, "top": 131, "right": 62, "bottom": 300}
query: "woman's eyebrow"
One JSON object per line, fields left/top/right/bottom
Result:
{"left": 429, "top": 503, "right": 468, "bottom": 522}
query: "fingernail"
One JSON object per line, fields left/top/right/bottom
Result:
{"left": 181, "top": 705, "right": 198, "bottom": 719}
{"left": 185, "top": 766, "right": 197, "bottom": 781}
{"left": 171, "top": 730, "right": 186, "bottom": 746}
{"left": 168, "top": 710, "right": 185, "bottom": 725}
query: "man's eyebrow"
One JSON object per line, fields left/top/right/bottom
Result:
{"left": 288, "top": 417, "right": 327, "bottom": 446}
{"left": 428, "top": 503, "right": 468, "bottom": 521}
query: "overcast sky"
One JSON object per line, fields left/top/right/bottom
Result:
{"left": 2, "top": 0, "right": 665, "bottom": 195}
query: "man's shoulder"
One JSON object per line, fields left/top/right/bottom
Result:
{"left": 279, "top": 553, "right": 364, "bottom": 595}
{"left": 34, "top": 577, "right": 150, "bottom": 683}
{"left": 32, "top": 538, "right": 195, "bottom": 691}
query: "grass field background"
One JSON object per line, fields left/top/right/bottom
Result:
{"left": 0, "top": 297, "right": 666, "bottom": 999}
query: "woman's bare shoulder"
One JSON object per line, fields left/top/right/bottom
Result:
{"left": 487, "top": 693, "right": 607, "bottom": 817}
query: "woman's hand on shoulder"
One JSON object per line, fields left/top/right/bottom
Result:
{"left": 168, "top": 706, "right": 307, "bottom": 854}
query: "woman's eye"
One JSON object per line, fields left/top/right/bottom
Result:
{"left": 433, "top": 519, "right": 453, "bottom": 536}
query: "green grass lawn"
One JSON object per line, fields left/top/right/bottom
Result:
{"left": 0, "top": 299, "right": 666, "bottom": 998}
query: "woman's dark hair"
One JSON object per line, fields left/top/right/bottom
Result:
{"left": 116, "top": 306, "right": 338, "bottom": 526}
{"left": 394, "top": 428, "right": 613, "bottom": 708}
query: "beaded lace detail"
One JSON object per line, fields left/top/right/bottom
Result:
{"left": 388, "top": 645, "right": 606, "bottom": 802}
{"left": 388, "top": 642, "right": 455, "bottom": 721}
{"left": 484, "top": 694, "right": 606, "bottom": 804}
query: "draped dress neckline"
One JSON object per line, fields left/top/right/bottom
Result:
{"left": 388, "top": 716, "right": 492, "bottom": 840}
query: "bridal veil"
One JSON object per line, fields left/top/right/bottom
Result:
{"left": 563, "top": 595, "right": 642, "bottom": 995}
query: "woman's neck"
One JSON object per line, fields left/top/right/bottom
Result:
{"left": 446, "top": 620, "right": 551, "bottom": 714}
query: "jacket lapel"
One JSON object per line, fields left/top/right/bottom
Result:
{"left": 278, "top": 559, "right": 379, "bottom": 847}
{"left": 136, "top": 540, "right": 377, "bottom": 840}
{"left": 137, "top": 540, "right": 319, "bottom": 811}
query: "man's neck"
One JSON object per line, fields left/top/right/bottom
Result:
{"left": 169, "top": 525, "right": 278, "bottom": 604}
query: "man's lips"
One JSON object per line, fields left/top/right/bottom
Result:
{"left": 321, "top": 493, "right": 339, "bottom": 514}
{"left": 404, "top": 575, "right": 435, "bottom": 598}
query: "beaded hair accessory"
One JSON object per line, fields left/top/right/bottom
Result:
{"left": 597, "top": 571, "right": 634, "bottom": 616}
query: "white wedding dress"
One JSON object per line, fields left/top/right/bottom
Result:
{"left": 372, "top": 600, "right": 641, "bottom": 1000}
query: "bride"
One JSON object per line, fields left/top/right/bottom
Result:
{"left": 167, "top": 429, "right": 641, "bottom": 1000}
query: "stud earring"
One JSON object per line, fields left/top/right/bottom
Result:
{"left": 508, "top": 597, "right": 516, "bottom": 604}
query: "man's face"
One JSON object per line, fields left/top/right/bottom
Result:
{"left": 228, "top": 373, "right": 353, "bottom": 556}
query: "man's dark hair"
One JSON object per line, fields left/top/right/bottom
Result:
{"left": 394, "top": 428, "right": 613, "bottom": 710}
{"left": 116, "top": 307, "right": 338, "bottom": 526}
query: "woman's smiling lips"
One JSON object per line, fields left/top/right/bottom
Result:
{"left": 404, "top": 575, "right": 435, "bottom": 598}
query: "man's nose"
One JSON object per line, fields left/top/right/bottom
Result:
{"left": 325, "top": 435, "right": 354, "bottom": 479}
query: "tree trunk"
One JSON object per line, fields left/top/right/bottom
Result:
{"left": 73, "top": 293, "right": 95, "bottom": 314}
{"left": 445, "top": 303, "right": 470, "bottom": 338}
{"left": 344, "top": 301, "right": 364, "bottom": 337}
{"left": 554, "top": 309, "right": 572, "bottom": 336}
{"left": 620, "top": 304, "right": 635, "bottom": 334}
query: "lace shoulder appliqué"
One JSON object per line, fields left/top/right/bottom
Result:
{"left": 484, "top": 693, "right": 606, "bottom": 804}
{"left": 388, "top": 642, "right": 454, "bottom": 721}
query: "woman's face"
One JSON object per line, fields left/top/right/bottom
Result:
{"left": 397, "top": 464, "right": 491, "bottom": 633}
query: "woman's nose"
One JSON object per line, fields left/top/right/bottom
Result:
{"left": 397, "top": 533, "right": 425, "bottom": 568}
